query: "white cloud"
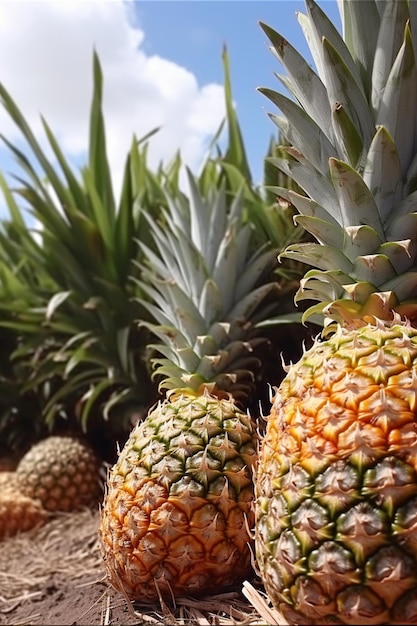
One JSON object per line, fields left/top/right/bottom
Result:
{"left": 0, "top": 0, "right": 226, "bottom": 199}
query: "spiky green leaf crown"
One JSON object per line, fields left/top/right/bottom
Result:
{"left": 261, "top": 0, "right": 417, "bottom": 327}
{"left": 136, "top": 169, "right": 279, "bottom": 405}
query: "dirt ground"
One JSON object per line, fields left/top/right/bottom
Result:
{"left": 0, "top": 508, "right": 284, "bottom": 626}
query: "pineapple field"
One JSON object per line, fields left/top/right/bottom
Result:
{"left": 3, "top": 1, "right": 417, "bottom": 624}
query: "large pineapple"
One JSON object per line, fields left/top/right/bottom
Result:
{"left": 16, "top": 435, "right": 102, "bottom": 512}
{"left": 255, "top": 1, "right": 417, "bottom": 624}
{"left": 99, "top": 173, "right": 279, "bottom": 603}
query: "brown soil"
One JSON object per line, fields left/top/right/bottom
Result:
{"left": 0, "top": 508, "right": 285, "bottom": 626}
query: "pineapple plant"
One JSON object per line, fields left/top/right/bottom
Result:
{"left": 99, "top": 170, "right": 280, "bottom": 603}
{"left": 16, "top": 436, "right": 102, "bottom": 512}
{"left": 255, "top": 0, "right": 417, "bottom": 624}
{"left": 0, "top": 53, "right": 160, "bottom": 455}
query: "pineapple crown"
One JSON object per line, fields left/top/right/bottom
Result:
{"left": 260, "top": 0, "right": 417, "bottom": 328}
{"left": 135, "top": 168, "right": 279, "bottom": 405}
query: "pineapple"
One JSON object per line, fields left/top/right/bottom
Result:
{"left": 16, "top": 435, "right": 102, "bottom": 512}
{"left": 0, "top": 492, "right": 46, "bottom": 539}
{"left": 99, "top": 173, "right": 279, "bottom": 603}
{"left": 0, "top": 470, "right": 47, "bottom": 539}
{"left": 255, "top": 1, "right": 417, "bottom": 624}
{"left": 0, "top": 470, "right": 20, "bottom": 494}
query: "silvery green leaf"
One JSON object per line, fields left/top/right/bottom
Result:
{"left": 139, "top": 241, "right": 170, "bottom": 280}
{"left": 261, "top": 88, "right": 336, "bottom": 174}
{"left": 175, "top": 347, "right": 201, "bottom": 373}
{"left": 288, "top": 190, "right": 340, "bottom": 226}
{"left": 150, "top": 344, "right": 193, "bottom": 371}
{"left": 295, "top": 272, "right": 346, "bottom": 302}
{"left": 206, "top": 321, "right": 230, "bottom": 346}
{"left": 139, "top": 291, "right": 179, "bottom": 329}
{"left": 228, "top": 283, "right": 277, "bottom": 320}
{"left": 164, "top": 227, "right": 206, "bottom": 300}
{"left": 377, "top": 241, "right": 414, "bottom": 274}
{"left": 199, "top": 279, "right": 223, "bottom": 327}
{"left": 382, "top": 271, "right": 417, "bottom": 300}
{"left": 303, "top": 0, "right": 365, "bottom": 92}
{"left": 194, "top": 355, "right": 217, "bottom": 380}
{"left": 206, "top": 186, "right": 229, "bottom": 270}
{"left": 163, "top": 282, "right": 207, "bottom": 341}
{"left": 236, "top": 248, "right": 278, "bottom": 301}
{"left": 141, "top": 280, "right": 206, "bottom": 342}
{"left": 329, "top": 157, "right": 384, "bottom": 239}
{"left": 331, "top": 101, "right": 364, "bottom": 167}
{"left": 322, "top": 37, "right": 376, "bottom": 150}
{"left": 371, "top": 0, "right": 409, "bottom": 111}
{"left": 235, "top": 224, "right": 252, "bottom": 280}
{"left": 267, "top": 183, "right": 338, "bottom": 227}
{"left": 228, "top": 183, "right": 244, "bottom": 221}
{"left": 343, "top": 225, "right": 381, "bottom": 258}
{"left": 186, "top": 168, "right": 210, "bottom": 256}
{"left": 141, "top": 321, "right": 189, "bottom": 351}
{"left": 294, "top": 215, "right": 344, "bottom": 247}
{"left": 275, "top": 72, "right": 333, "bottom": 144}
{"left": 296, "top": 10, "right": 326, "bottom": 84}
{"left": 259, "top": 21, "right": 332, "bottom": 136}
{"left": 386, "top": 206, "right": 417, "bottom": 238}
{"left": 145, "top": 209, "right": 208, "bottom": 301}
{"left": 352, "top": 253, "right": 396, "bottom": 284}
{"left": 377, "top": 22, "right": 417, "bottom": 174}
{"left": 212, "top": 222, "right": 237, "bottom": 313}
{"left": 195, "top": 334, "right": 217, "bottom": 358}
{"left": 267, "top": 151, "right": 338, "bottom": 216}
{"left": 362, "top": 125, "right": 403, "bottom": 225}
{"left": 302, "top": 267, "right": 354, "bottom": 288}
{"left": 338, "top": 0, "right": 380, "bottom": 97}
{"left": 165, "top": 192, "right": 189, "bottom": 235}
{"left": 282, "top": 242, "right": 353, "bottom": 272}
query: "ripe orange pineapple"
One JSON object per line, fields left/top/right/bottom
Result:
{"left": 99, "top": 174, "right": 278, "bottom": 602}
{"left": 255, "top": 0, "right": 417, "bottom": 624}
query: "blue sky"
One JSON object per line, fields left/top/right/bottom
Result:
{"left": 0, "top": 0, "right": 340, "bottom": 215}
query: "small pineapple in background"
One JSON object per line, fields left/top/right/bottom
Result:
{"left": 99, "top": 172, "right": 280, "bottom": 603}
{"left": 17, "top": 435, "right": 102, "bottom": 512}
{"left": 255, "top": 0, "right": 417, "bottom": 624}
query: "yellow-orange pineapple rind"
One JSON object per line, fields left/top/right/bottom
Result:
{"left": 0, "top": 492, "right": 47, "bottom": 540}
{"left": 100, "top": 393, "right": 258, "bottom": 602}
{"left": 256, "top": 320, "right": 417, "bottom": 624}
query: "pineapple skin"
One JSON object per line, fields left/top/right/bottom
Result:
{"left": 256, "top": 321, "right": 417, "bottom": 625}
{"left": 0, "top": 471, "right": 47, "bottom": 539}
{"left": 100, "top": 392, "right": 258, "bottom": 602}
{"left": 0, "top": 491, "right": 47, "bottom": 539}
{"left": 16, "top": 436, "right": 102, "bottom": 512}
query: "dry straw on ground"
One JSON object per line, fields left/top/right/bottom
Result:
{"left": 0, "top": 508, "right": 287, "bottom": 626}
